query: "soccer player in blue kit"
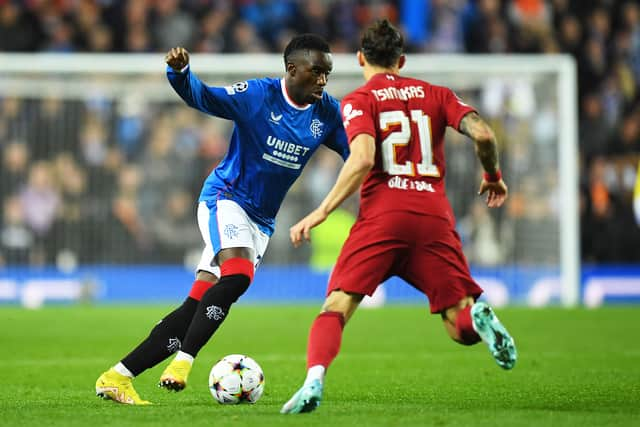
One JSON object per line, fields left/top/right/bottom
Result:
{"left": 95, "top": 34, "right": 349, "bottom": 405}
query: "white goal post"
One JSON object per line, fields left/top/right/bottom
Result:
{"left": 0, "top": 53, "right": 579, "bottom": 306}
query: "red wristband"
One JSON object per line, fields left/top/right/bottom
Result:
{"left": 483, "top": 170, "right": 502, "bottom": 182}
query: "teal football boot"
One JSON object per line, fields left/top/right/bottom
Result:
{"left": 280, "top": 379, "right": 323, "bottom": 414}
{"left": 471, "top": 302, "right": 517, "bottom": 369}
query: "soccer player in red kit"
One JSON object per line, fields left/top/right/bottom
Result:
{"left": 281, "top": 19, "right": 517, "bottom": 414}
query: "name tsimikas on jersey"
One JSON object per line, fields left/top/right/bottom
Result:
{"left": 371, "top": 85, "right": 425, "bottom": 102}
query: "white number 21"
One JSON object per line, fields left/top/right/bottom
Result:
{"left": 379, "top": 110, "right": 439, "bottom": 177}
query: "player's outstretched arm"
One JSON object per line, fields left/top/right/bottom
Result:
{"left": 459, "top": 112, "right": 508, "bottom": 208}
{"left": 165, "top": 47, "right": 253, "bottom": 119}
{"left": 290, "top": 134, "right": 375, "bottom": 247}
{"left": 165, "top": 47, "right": 190, "bottom": 71}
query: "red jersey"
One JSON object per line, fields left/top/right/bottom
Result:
{"left": 341, "top": 73, "right": 475, "bottom": 222}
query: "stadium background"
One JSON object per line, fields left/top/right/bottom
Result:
{"left": 0, "top": 0, "right": 639, "bottom": 308}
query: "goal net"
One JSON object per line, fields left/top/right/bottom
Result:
{"left": 0, "top": 53, "right": 578, "bottom": 307}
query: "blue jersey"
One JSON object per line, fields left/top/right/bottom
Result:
{"left": 167, "top": 66, "right": 349, "bottom": 236}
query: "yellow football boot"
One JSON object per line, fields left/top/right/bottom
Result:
{"left": 159, "top": 359, "right": 192, "bottom": 391}
{"left": 95, "top": 368, "right": 151, "bottom": 405}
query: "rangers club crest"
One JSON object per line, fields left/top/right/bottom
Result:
{"left": 310, "top": 119, "right": 323, "bottom": 138}
{"left": 205, "top": 305, "right": 225, "bottom": 320}
{"left": 224, "top": 224, "right": 239, "bottom": 239}
{"left": 167, "top": 337, "right": 181, "bottom": 352}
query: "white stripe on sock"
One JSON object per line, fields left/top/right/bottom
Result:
{"left": 174, "top": 351, "right": 195, "bottom": 363}
{"left": 114, "top": 362, "right": 134, "bottom": 378}
{"left": 304, "top": 365, "right": 325, "bottom": 385}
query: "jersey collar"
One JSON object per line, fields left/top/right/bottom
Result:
{"left": 280, "top": 78, "right": 312, "bottom": 111}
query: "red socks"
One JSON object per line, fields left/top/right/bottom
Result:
{"left": 455, "top": 305, "right": 482, "bottom": 345}
{"left": 220, "top": 257, "right": 254, "bottom": 282}
{"left": 188, "top": 279, "right": 213, "bottom": 301}
{"left": 307, "top": 311, "right": 345, "bottom": 369}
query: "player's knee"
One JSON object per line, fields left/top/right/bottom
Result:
{"left": 322, "top": 290, "right": 363, "bottom": 322}
{"left": 220, "top": 258, "right": 253, "bottom": 283}
{"left": 189, "top": 279, "right": 215, "bottom": 301}
{"left": 220, "top": 257, "right": 254, "bottom": 283}
{"left": 203, "top": 258, "right": 255, "bottom": 304}
{"left": 322, "top": 290, "right": 352, "bottom": 312}
{"left": 196, "top": 270, "right": 219, "bottom": 283}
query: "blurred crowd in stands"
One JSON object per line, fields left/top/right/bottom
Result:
{"left": 1, "top": 0, "right": 639, "bottom": 267}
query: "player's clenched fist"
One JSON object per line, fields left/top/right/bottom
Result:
{"left": 166, "top": 47, "right": 190, "bottom": 71}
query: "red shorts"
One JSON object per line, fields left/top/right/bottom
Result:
{"left": 327, "top": 212, "right": 483, "bottom": 313}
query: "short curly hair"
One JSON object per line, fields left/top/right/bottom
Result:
{"left": 361, "top": 19, "right": 404, "bottom": 68}
{"left": 283, "top": 34, "right": 331, "bottom": 65}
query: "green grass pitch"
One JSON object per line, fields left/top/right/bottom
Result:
{"left": 1, "top": 305, "right": 639, "bottom": 426}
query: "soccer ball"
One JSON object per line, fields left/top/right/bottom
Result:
{"left": 208, "top": 354, "right": 265, "bottom": 404}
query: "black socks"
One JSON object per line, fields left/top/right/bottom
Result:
{"left": 121, "top": 297, "right": 198, "bottom": 376}
{"left": 180, "top": 274, "right": 251, "bottom": 357}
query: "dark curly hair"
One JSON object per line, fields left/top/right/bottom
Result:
{"left": 361, "top": 19, "right": 404, "bottom": 68}
{"left": 283, "top": 34, "right": 331, "bottom": 65}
